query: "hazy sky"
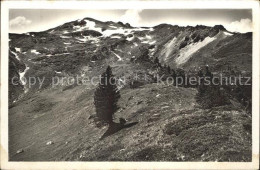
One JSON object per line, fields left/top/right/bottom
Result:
{"left": 9, "top": 9, "right": 252, "bottom": 33}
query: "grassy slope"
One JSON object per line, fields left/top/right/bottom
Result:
{"left": 9, "top": 82, "right": 251, "bottom": 161}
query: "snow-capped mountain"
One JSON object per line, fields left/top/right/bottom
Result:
{"left": 9, "top": 17, "right": 252, "bottom": 103}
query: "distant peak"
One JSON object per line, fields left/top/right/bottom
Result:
{"left": 153, "top": 24, "right": 179, "bottom": 29}
{"left": 213, "top": 25, "right": 226, "bottom": 31}
{"left": 116, "top": 21, "right": 132, "bottom": 28}
{"left": 83, "top": 17, "right": 98, "bottom": 22}
{"left": 195, "top": 25, "right": 210, "bottom": 29}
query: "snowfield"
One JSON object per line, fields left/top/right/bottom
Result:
{"left": 69, "top": 19, "right": 154, "bottom": 39}
{"left": 102, "top": 28, "right": 131, "bottom": 37}
{"left": 74, "top": 19, "right": 102, "bottom": 33}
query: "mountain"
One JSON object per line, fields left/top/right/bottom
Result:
{"left": 8, "top": 17, "right": 252, "bottom": 161}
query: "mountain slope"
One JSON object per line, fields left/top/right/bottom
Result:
{"left": 8, "top": 17, "right": 252, "bottom": 161}
{"left": 9, "top": 18, "right": 252, "bottom": 100}
{"left": 9, "top": 82, "right": 251, "bottom": 161}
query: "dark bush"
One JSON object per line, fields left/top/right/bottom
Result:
{"left": 179, "top": 41, "right": 188, "bottom": 49}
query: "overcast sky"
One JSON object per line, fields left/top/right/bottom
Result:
{"left": 9, "top": 9, "right": 252, "bottom": 33}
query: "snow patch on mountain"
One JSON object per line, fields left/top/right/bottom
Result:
{"left": 223, "top": 32, "right": 233, "bottom": 36}
{"left": 19, "top": 66, "right": 29, "bottom": 86}
{"left": 77, "top": 37, "right": 89, "bottom": 42}
{"left": 149, "top": 40, "right": 156, "bottom": 44}
{"left": 112, "top": 52, "right": 123, "bottom": 61}
{"left": 73, "top": 25, "right": 81, "bottom": 30}
{"left": 15, "top": 48, "right": 21, "bottom": 52}
{"left": 77, "top": 36, "right": 99, "bottom": 43}
{"left": 31, "top": 49, "right": 41, "bottom": 55}
{"left": 175, "top": 36, "right": 216, "bottom": 65}
{"left": 74, "top": 19, "right": 102, "bottom": 33}
{"left": 127, "top": 36, "right": 134, "bottom": 41}
{"left": 11, "top": 51, "right": 21, "bottom": 61}
{"left": 139, "top": 35, "right": 155, "bottom": 44}
{"left": 146, "top": 35, "right": 152, "bottom": 39}
{"left": 60, "top": 35, "right": 71, "bottom": 39}
{"left": 102, "top": 28, "right": 129, "bottom": 37}
{"left": 109, "top": 25, "right": 117, "bottom": 29}
{"left": 149, "top": 48, "right": 156, "bottom": 57}
{"left": 55, "top": 71, "right": 62, "bottom": 74}
{"left": 72, "top": 19, "right": 153, "bottom": 38}
{"left": 102, "top": 27, "right": 151, "bottom": 37}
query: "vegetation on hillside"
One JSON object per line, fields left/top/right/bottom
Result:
{"left": 94, "top": 66, "right": 120, "bottom": 125}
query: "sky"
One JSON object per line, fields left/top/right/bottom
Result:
{"left": 9, "top": 9, "right": 252, "bottom": 33}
